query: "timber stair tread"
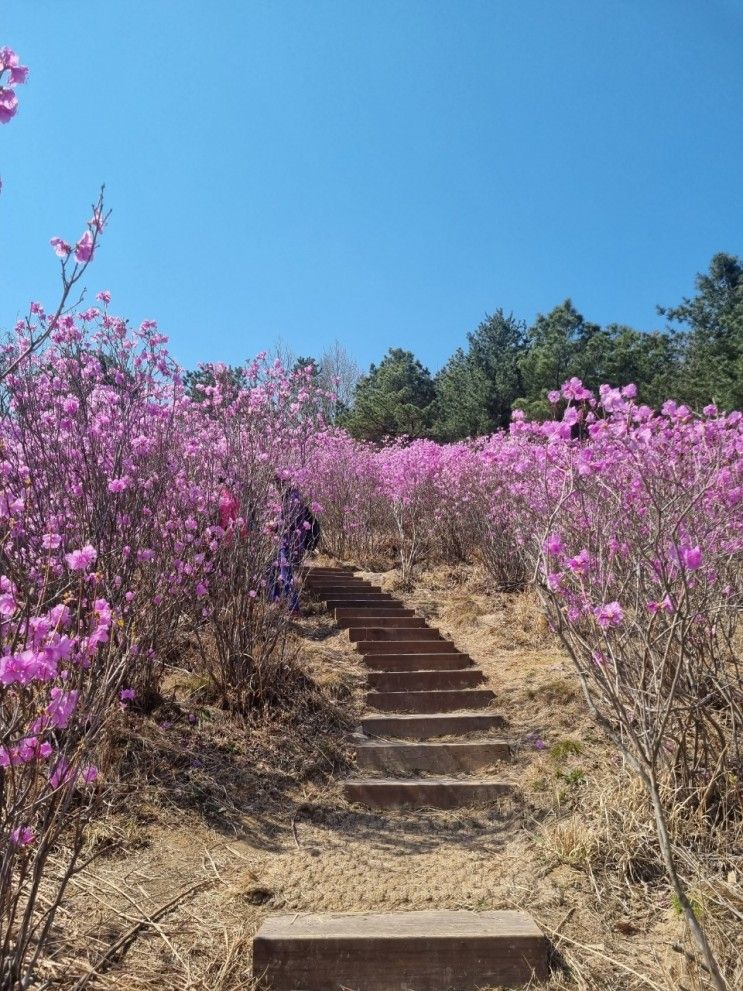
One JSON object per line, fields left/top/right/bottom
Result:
{"left": 343, "top": 777, "right": 516, "bottom": 809}
{"left": 366, "top": 688, "right": 496, "bottom": 713}
{"left": 362, "top": 653, "right": 475, "bottom": 670}
{"left": 252, "top": 909, "right": 548, "bottom": 990}
{"left": 354, "top": 739, "right": 511, "bottom": 773}
{"left": 361, "top": 712, "right": 508, "bottom": 739}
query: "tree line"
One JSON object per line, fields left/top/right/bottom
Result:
{"left": 186, "top": 252, "right": 743, "bottom": 442}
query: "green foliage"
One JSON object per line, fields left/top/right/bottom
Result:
{"left": 660, "top": 252, "right": 743, "bottom": 411}
{"left": 518, "top": 300, "right": 599, "bottom": 410}
{"left": 253, "top": 251, "right": 743, "bottom": 439}
{"left": 184, "top": 364, "right": 246, "bottom": 403}
{"left": 549, "top": 738, "right": 584, "bottom": 761}
{"left": 434, "top": 310, "right": 526, "bottom": 439}
{"left": 344, "top": 347, "right": 436, "bottom": 440}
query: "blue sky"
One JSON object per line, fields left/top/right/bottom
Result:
{"left": 2, "top": 0, "right": 742, "bottom": 373}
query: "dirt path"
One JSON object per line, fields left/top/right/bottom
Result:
{"left": 54, "top": 564, "right": 702, "bottom": 991}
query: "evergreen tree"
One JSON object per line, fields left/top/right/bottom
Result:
{"left": 344, "top": 348, "right": 435, "bottom": 440}
{"left": 660, "top": 252, "right": 743, "bottom": 410}
{"left": 515, "top": 300, "right": 600, "bottom": 418}
{"left": 433, "top": 310, "right": 526, "bottom": 439}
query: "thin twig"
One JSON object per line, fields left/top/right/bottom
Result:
{"left": 69, "top": 880, "right": 210, "bottom": 991}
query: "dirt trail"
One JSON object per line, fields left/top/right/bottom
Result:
{"left": 53, "top": 564, "right": 702, "bottom": 991}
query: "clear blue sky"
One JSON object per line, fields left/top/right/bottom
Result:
{"left": 2, "top": 0, "right": 742, "bottom": 373}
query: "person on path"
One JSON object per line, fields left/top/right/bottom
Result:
{"left": 217, "top": 477, "right": 239, "bottom": 531}
{"left": 270, "top": 475, "right": 319, "bottom": 615}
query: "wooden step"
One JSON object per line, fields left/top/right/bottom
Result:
{"left": 335, "top": 607, "right": 415, "bottom": 620}
{"left": 361, "top": 712, "right": 507, "bottom": 739}
{"left": 340, "top": 616, "right": 428, "bottom": 630}
{"left": 304, "top": 569, "right": 353, "bottom": 576}
{"left": 349, "top": 626, "right": 440, "bottom": 642}
{"left": 363, "top": 653, "right": 474, "bottom": 671}
{"left": 366, "top": 689, "right": 495, "bottom": 713}
{"left": 358, "top": 640, "right": 461, "bottom": 654}
{"left": 308, "top": 581, "right": 376, "bottom": 590}
{"left": 252, "top": 909, "right": 548, "bottom": 990}
{"left": 366, "top": 669, "right": 484, "bottom": 692}
{"left": 305, "top": 585, "right": 380, "bottom": 599}
{"left": 343, "top": 777, "right": 515, "bottom": 809}
{"left": 355, "top": 740, "right": 511, "bottom": 773}
{"left": 324, "top": 596, "right": 397, "bottom": 607}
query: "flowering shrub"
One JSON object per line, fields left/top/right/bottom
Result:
{"left": 302, "top": 380, "right": 742, "bottom": 989}
{"left": 0, "top": 311, "right": 328, "bottom": 986}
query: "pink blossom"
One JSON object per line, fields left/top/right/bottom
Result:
{"left": 9, "top": 64, "right": 28, "bottom": 85}
{"left": 50, "top": 237, "right": 72, "bottom": 259}
{"left": 10, "top": 826, "right": 35, "bottom": 847}
{"left": 80, "top": 766, "right": 99, "bottom": 785}
{"left": 46, "top": 688, "right": 79, "bottom": 729}
{"left": 0, "top": 86, "right": 18, "bottom": 123}
{"left": 567, "top": 549, "right": 590, "bottom": 575}
{"left": 0, "top": 591, "right": 16, "bottom": 616}
{"left": 543, "top": 533, "right": 564, "bottom": 556}
{"left": 49, "top": 758, "right": 74, "bottom": 790}
{"left": 74, "top": 231, "right": 94, "bottom": 264}
{"left": 96, "top": 290, "right": 111, "bottom": 304}
{"left": 65, "top": 545, "right": 97, "bottom": 571}
{"left": 594, "top": 601, "right": 623, "bottom": 629}
{"left": 42, "top": 533, "right": 62, "bottom": 550}
{"left": 561, "top": 377, "right": 593, "bottom": 402}
{"left": 681, "top": 546, "right": 703, "bottom": 571}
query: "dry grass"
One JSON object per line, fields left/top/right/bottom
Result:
{"left": 30, "top": 558, "right": 742, "bottom": 991}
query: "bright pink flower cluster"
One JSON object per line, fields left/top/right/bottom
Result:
{"left": 0, "top": 47, "right": 27, "bottom": 126}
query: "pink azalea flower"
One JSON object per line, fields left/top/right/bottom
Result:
{"left": 80, "top": 766, "right": 98, "bottom": 785}
{"left": 65, "top": 545, "right": 97, "bottom": 571}
{"left": 567, "top": 549, "right": 590, "bottom": 575}
{"left": 543, "top": 533, "right": 564, "bottom": 556}
{"left": 681, "top": 546, "right": 703, "bottom": 571}
{"left": 42, "top": 533, "right": 62, "bottom": 550}
{"left": 0, "top": 591, "right": 16, "bottom": 616}
{"left": 10, "top": 826, "right": 35, "bottom": 847}
{"left": 594, "top": 601, "right": 623, "bottom": 629}
{"left": 74, "top": 231, "right": 94, "bottom": 264}
{"left": 50, "top": 237, "right": 72, "bottom": 258}
{"left": 0, "top": 86, "right": 18, "bottom": 123}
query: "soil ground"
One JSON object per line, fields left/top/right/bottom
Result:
{"left": 46, "top": 562, "right": 739, "bottom": 991}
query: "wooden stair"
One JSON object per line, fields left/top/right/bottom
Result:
{"left": 252, "top": 566, "right": 547, "bottom": 990}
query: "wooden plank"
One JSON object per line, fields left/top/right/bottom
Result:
{"left": 361, "top": 712, "right": 507, "bottom": 739}
{"left": 253, "top": 909, "right": 548, "bottom": 990}
{"left": 343, "top": 777, "right": 514, "bottom": 810}
{"left": 355, "top": 740, "right": 511, "bottom": 773}
{"left": 362, "top": 654, "right": 474, "bottom": 671}
{"left": 366, "top": 669, "right": 484, "bottom": 692}
{"left": 365, "top": 689, "right": 495, "bottom": 713}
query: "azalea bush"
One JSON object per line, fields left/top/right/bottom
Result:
{"left": 301, "top": 380, "right": 742, "bottom": 989}
{"left": 0, "top": 311, "right": 328, "bottom": 986}
{"left": 185, "top": 358, "right": 329, "bottom": 711}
